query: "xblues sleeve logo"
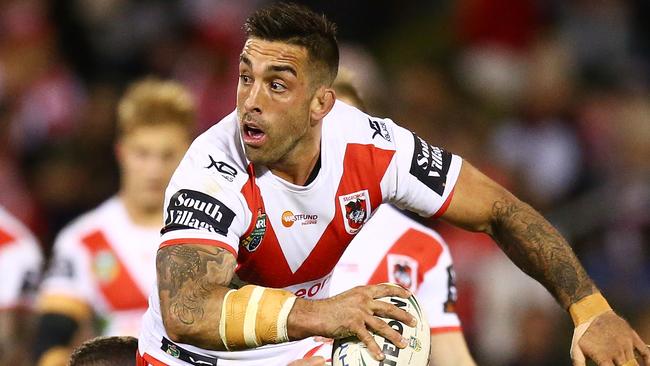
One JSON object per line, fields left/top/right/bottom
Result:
{"left": 162, "top": 189, "right": 235, "bottom": 235}
{"left": 409, "top": 133, "right": 452, "bottom": 196}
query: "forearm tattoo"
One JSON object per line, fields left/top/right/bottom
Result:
{"left": 157, "top": 246, "right": 235, "bottom": 325}
{"left": 491, "top": 199, "right": 595, "bottom": 308}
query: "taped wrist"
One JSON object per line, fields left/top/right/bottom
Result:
{"left": 219, "top": 285, "right": 297, "bottom": 350}
{"left": 569, "top": 292, "right": 612, "bottom": 326}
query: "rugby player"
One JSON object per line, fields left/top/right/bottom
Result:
{"left": 139, "top": 3, "right": 649, "bottom": 366}
{"left": 0, "top": 205, "right": 43, "bottom": 366}
{"left": 34, "top": 78, "right": 195, "bottom": 366}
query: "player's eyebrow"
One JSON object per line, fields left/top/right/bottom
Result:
{"left": 268, "top": 64, "right": 297, "bottom": 77}
{"left": 239, "top": 54, "right": 297, "bottom": 78}
{"left": 239, "top": 54, "right": 252, "bottom": 67}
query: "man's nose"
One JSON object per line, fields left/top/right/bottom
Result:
{"left": 244, "top": 81, "right": 263, "bottom": 113}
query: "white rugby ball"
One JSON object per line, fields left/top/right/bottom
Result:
{"left": 331, "top": 292, "right": 430, "bottom": 366}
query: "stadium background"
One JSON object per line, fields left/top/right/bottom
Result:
{"left": 0, "top": 0, "right": 648, "bottom": 365}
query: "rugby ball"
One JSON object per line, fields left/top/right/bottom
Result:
{"left": 331, "top": 292, "right": 430, "bottom": 366}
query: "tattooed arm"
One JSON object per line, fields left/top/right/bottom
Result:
{"left": 442, "top": 162, "right": 649, "bottom": 366}
{"left": 441, "top": 162, "right": 594, "bottom": 308}
{"left": 156, "top": 244, "right": 236, "bottom": 350}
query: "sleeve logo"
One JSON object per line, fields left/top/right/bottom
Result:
{"left": 163, "top": 189, "right": 235, "bottom": 235}
{"left": 409, "top": 133, "right": 452, "bottom": 196}
{"left": 206, "top": 155, "right": 238, "bottom": 182}
{"left": 368, "top": 118, "right": 392, "bottom": 142}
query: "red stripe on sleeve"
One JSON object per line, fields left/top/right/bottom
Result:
{"left": 430, "top": 326, "right": 462, "bottom": 334}
{"left": 432, "top": 187, "right": 455, "bottom": 219}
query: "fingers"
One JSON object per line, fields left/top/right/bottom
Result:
{"left": 632, "top": 335, "right": 650, "bottom": 365}
{"left": 355, "top": 326, "right": 384, "bottom": 361}
{"left": 366, "top": 315, "right": 408, "bottom": 349}
{"left": 371, "top": 299, "right": 416, "bottom": 328}
{"left": 367, "top": 283, "right": 411, "bottom": 300}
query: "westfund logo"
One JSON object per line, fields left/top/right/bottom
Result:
{"left": 410, "top": 133, "right": 451, "bottom": 196}
{"left": 162, "top": 189, "right": 235, "bottom": 235}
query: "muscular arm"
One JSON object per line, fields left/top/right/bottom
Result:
{"left": 156, "top": 244, "right": 236, "bottom": 350}
{"left": 158, "top": 244, "right": 414, "bottom": 358}
{"left": 442, "top": 161, "right": 596, "bottom": 308}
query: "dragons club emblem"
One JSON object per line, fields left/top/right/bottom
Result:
{"left": 338, "top": 190, "right": 371, "bottom": 234}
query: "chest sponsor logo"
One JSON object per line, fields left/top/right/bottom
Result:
{"left": 368, "top": 118, "right": 392, "bottom": 142}
{"left": 241, "top": 208, "right": 266, "bottom": 252}
{"left": 163, "top": 189, "right": 236, "bottom": 235}
{"left": 281, "top": 210, "right": 319, "bottom": 228}
{"left": 387, "top": 254, "right": 418, "bottom": 292}
{"left": 206, "top": 155, "right": 238, "bottom": 182}
{"left": 410, "top": 133, "right": 452, "bottom": 196}
{"left": 338, "top": 190, "right": 371, "bottom": 234}
{"left": 92, "top": 250, "right": 120, "bottom": 284}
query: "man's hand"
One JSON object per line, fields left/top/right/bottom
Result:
{"left": 571, "top": 311, "right": 650, "bottom": 366}
{"left": 287, "top": 284, "right": 416, "bottom": 361}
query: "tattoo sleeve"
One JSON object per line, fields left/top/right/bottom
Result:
{"left": 490, "top": 199, "right": 596, "bottom": 308}
{"left": 156, "top": 244, "right": 236, "bottom": 349}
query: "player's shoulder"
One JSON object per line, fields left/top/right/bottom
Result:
{"left": 0, "top": 206, "right": 41, "bottom": 259}
{"left": 53, "top": 196, "right": 124, "bottom": 249}
{"left": 324, "top": 100, "right": 396, "bottom": 150}
{"left": 174, "top": 111, "right": 250, "bottom": 191}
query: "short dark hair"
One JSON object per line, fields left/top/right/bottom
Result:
{"left": 68, "top": 336, "right": 138, "bottom": 366}
{"left": 244, "top": 2, "right": 339, "bottom": 85}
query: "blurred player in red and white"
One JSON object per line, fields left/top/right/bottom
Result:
{"left": 327, "top": 77, "right": 476, "bottom": 366}
{"left": 329, "top": 205, "right": 475, "bottom": 366}
{"left": 33, "top": 78, "right": 196, "bottom": 366}
{"left": 0, "top": 205, "right": 43, "bottom": 366}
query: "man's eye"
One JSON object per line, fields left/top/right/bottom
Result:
{"left": 240, "top": 75, "right": 252, "bottom": 84}
{"left": 270, "top": 81, "right": 286, "bottom": 91}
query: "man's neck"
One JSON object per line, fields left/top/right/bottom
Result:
{"left": 119, "top": 192, "right": 162, "bottom": 228}
{"left": 268, "top": 125, "right": 322, "bottom": 186}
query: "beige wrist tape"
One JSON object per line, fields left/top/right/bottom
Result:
{"left": 569, "top": 292, "right": 612, "bottom": 326}
{"left": 219, "top": 285, "right": 297, "bottom": 350}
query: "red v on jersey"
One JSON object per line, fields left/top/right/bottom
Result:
{"left": 81, "top": 230, "right": 149, "bottom": 310}
{"left": 0, "top": 227, "right": 15, "bottom": 249}
{"left": 367, "top": 228, "right": 444, "bottom": 291}
{"left": 236, "top": 144, "right": 395, "bottom": 288}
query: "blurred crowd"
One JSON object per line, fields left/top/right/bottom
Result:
{"left": 0, "top": 0, "right": 648, "bottom": 365}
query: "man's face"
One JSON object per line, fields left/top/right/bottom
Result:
{"left": 237, "top": 38, "right": 317, "bottom": 166}
{"left": 117, "top": 124, "right": 190, "bottom": 212}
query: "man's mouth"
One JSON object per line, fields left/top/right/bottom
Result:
{"left": 242, "top": 122, "right": 267, "bottom": 146}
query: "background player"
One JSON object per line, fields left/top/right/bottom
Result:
{"left": 0, "top": 205, "right": 43, "bottom": 366}
{"left": 141, "top": 3, "right": 649, "bottom": 366}
{"left": 34, "top": 78, "right": 195, "bottom": 366}
{"left": 68, "top": 336, "right": 138, "bottom": 366}
{"left": 329, "top": 77, "right": 477, "bottom": 366}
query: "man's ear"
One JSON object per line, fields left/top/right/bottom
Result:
{"left": 310, "top": 87, "right": 336, "bottom": 125}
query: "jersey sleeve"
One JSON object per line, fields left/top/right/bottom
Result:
{"left": 0, "top": 238, "right": 42, "bottom": 309}
{"left": 416, "top": 239, "right": 462, "bottom": 332}
{"left": 381, "top": 121, "right": 463, "bottom": 218}
{"left": 39, "top": 231, "right": 94, "bottom": 305}
{"left": 159, "top": 142, "right": 250, "bottom": 257}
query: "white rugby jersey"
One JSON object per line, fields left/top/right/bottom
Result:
{"left": 0, "top": 206, "right": 42, "bottom": 309}
{"left": 139, "top": 100, "right": 463, "bottom": 365}
{"left": 39, "top": 196, "right": 160, "bottom": 336}
{"left": 330, "top": 204, "right": 461, "bottom": 333}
